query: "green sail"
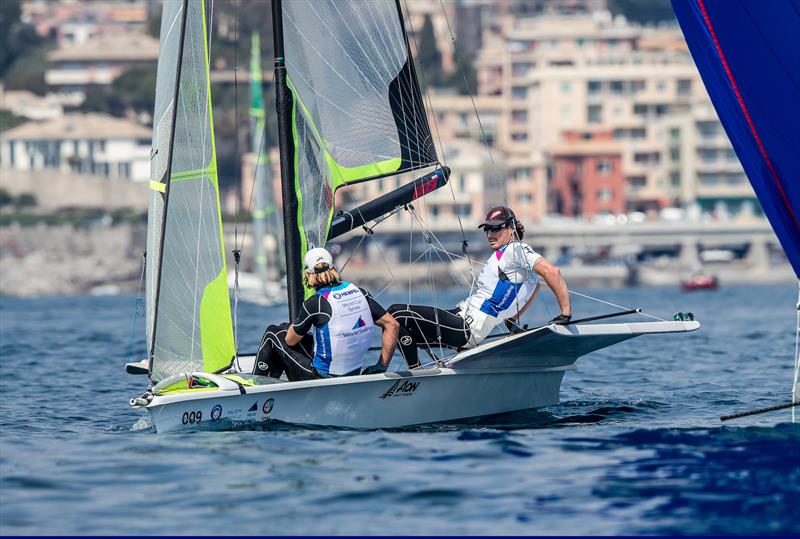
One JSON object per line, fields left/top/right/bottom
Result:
{"left": 146, "top": 0, "right": 234, "bottom": 381}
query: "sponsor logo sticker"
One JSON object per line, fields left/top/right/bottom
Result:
{"left": 262, "top": 398, "right": 274, "bottom": 415}
{"left": 379, "top": 380, "right": 419, "bottom": 399}
{"left": 210, "top": 404, "right": 223, "bottom": 421}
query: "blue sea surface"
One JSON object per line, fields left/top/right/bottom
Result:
{"left": 1, "top": 284, "right": 799, "bottom": 535}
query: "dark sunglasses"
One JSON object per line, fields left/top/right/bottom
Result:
{"left": 483, "top": 224, "right": 508, "bottom": 233}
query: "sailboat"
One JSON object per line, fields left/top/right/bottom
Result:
{"left": 672, "top": 0, "right": 800, "bottom": 419}
{"left": 129, "top": 0, "right": 699, "bottom": 433}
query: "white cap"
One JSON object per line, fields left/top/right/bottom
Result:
{"left": 303, "top": 247, "right": 334, "bottom": 273}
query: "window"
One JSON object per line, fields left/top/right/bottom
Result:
{"left": 512, "top": 86, "right": 528, "bottom": 100}
{"left": 613, "top": 128, "right": 625, "bottom": 140}
{"left": 512, "top": 62, "right": 532, "bottom": 77}
{"left": 119, "top": 162, "right": 131, "bottom": 178}
{"left": 697, "top": 122, "right": 718, "bottom": 138}
{"left": 697, "top": 148, "right": 716, "bottom": 163}
{"left": 597, "top": 187, "right": 613, "bottom": 201}
{"left": 587, "top": 80, "right": 601, "bottom": 95}
{"left": 670, "top": 128, "right": 680, "bottom": 141}
{"left": 7, "top": 141, "right": 14, "bottom": 166}
{"left": 698, "top": 173, "right": 720, "bottom": 186}
{"left": 455, "top": 204, "right": 471, "bottom": 217}
{"left": 514, "top": 168, "right": 531, "bottom": 181}
{"left": 628, "top": 175, "right": 647, "bottom": 188}
{"left": 677, "top": 79, "right": 691, "bottom": 96}
{"left": 560, "top": 105, "right": 572, "bottom": 122}
{"left": 517, "top": 192, "right": 532, "bottom": 203}
{"left": 671, "top": 148, "right": 681, "bottom": 163}
{"left": 656, "top": 80, "right": 667, "bottom": 92}
{"left": 98, "top": 140, "right": 106, "bottom": 151}
{"left": 670, "top": 171, "right": 680, "bottom": 187}
{"left": 597, "top": 160, "right": 613, "bottom": 174}
{"left": 561, "top": 82, "right": 571, "bottom": 94}
{"left": 633, "top": 104, "right": 647, "bottom": 116}
{"left": 512, "top": 110, "right": 528, "bottom": 124}
{"left": 631, "top": 80, "right": 645, "bottom": 93}
{"left": 610, "top": 80, "right": 624, "bottom": 95}
{"left": 631, "top": 128, "right": 646, "bottom": 140}
{"left": 587, "top": 105, "right": 602, "bottom": 123}
{"left": 511, "top": 133, "right": 528, "bottom": 142}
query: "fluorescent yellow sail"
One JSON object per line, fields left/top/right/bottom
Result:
{"left": 146, "top": 0, "right": 234, "bottom": 381}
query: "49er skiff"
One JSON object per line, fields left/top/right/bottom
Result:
{"left": 129, "top": 0, "right": 698, "bottom": 433}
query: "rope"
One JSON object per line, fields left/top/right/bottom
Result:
{"left": 126, "top": 252, "right": 147, "bottom": 363}
{"left": 564, "top": 288, "right": 666, "bottom": 322}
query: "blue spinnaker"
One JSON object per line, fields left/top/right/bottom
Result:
{"left": 672, "top": 0, "right": 800, "bottom": 278}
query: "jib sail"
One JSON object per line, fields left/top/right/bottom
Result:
{"left": 146, "top": 0, "right": 234, "bottom": 381}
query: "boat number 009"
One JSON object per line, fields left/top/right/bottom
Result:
{"left": 182, "top": 410, "right": 202, "bottom": 425}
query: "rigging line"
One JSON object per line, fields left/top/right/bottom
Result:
{"left": 239, "top": 110, "right": 268, "bottom": 245}
{"left": 232, "top": 0, "right": 241, "bottom": 251}
{"left": 407, "top": 205, "right": 472, "bottom": 290}
{"left": 565, "top": 288, "right": 665, "bottom": 322}
{"left": 437, "top": 0, "right": 495, "bottom": 167}
{"left": 126, "top": 252, "right": 147, "bottom": 363}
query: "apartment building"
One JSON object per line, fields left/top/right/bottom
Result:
{"left": 473, "top": 12, "right": 755, "bottom": 220}
{"left": 549, "top": 130, "right": 625, "bottom": 217}
{"left": 45, "top": 32, "right": 159, "bottom": 94}
{"left": 1, "top": 113, "right": 152, "bottom": 182}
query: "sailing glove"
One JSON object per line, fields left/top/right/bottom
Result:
{"left": 504, "top": 319, "right": 528, "bottom": 334}
{"left": 548, "top": 314, "right": 572, "bottom": 325}
{"left": 361, "top": 362, "right": 387, "bottom": 375}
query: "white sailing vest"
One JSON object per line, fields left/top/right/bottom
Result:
{"left": 461, "top": 242, "right": 540, "bottom": 345}
{"left": 313, "top": 282, "right": 375, "bottom": 376}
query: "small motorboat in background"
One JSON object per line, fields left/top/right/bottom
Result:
{"left": 681, "top": 273, "right": 719, "bottom": 291}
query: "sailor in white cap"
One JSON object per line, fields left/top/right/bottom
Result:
{"left": 255, "top": 247, "right": 400, "bottom": 380}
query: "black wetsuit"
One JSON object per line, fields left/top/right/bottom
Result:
{"left": 255, "top": 287, "right": 387, "bottom": 381}
{"left": 387, "top": 304, "right": 470, "bottom": 368}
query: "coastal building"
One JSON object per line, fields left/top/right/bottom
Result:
{"left": 0, "top": 113, "right": 152, "bottom": 182}
{"left": 22, "top": 0, "right": 149, "bottom": 45}
{"left": 469, "top": 12, "right": 754, "bottom": 220}
{"left": 549, "top": 130, "right": 624, "bottom": 218}
{"left": 45, "top": 32, "right": 159, "bottom": 94}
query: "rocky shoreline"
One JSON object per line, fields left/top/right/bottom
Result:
{"left": 0, "top": 223, "right": 146, "bottom": 297}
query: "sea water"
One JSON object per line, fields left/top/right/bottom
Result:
{"left": 1, "top": 284, "right": 798, "bottom": 535}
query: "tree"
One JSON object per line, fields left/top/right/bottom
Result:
{"left": 444, "top": 51, "right": 477, "bottom": 96}
{"left": 607, "top": 0, "right": 675, "bottom": 24}
{"left": 1, "top": 0, "right": 45, "bottom": 79}
{"left": 14, "top": 193, "right": 38, "bottom": 210}
{"left": 416, "top": 14, "right": 443, "bottom": 88}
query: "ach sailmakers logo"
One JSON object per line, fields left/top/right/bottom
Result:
{"left": 379, "top": 380, "right": 420, "bottom": 399}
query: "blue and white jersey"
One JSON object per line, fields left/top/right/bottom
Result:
{"left": 461, "top": 242, "right": 541, "bottom": 345}
{"left": 312, "top": 282, "right": 375, "bottom": 375}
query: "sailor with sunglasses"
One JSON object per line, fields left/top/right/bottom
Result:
{"left": 388, "top": 206, "right": 571, "bottom": 369}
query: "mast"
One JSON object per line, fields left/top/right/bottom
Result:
{"left": 271, "top": 0, "right": 304, "bottom": 320}
{"left": 249, "top": 32, "right": 270, "bottom": 295}
{"left": 148, "top": 0, "right": 189, "bottom": 371}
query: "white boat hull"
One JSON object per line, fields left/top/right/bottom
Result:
{"left": 139, "top": 320, "right": 700, "bottom": 433}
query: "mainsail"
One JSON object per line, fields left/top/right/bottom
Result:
{"left": 146, "top": 0, "right": 234, "bottom": 381}
{"left": 672, "top": 0, "right": 800, "bottom": 277}
{"left": 272, "top": 0, "right": 440, "bottom": 315}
